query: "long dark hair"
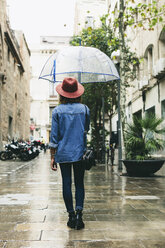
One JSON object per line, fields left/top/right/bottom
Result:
{"left": 59, "top": 95, "right": 82, "bottom": 104}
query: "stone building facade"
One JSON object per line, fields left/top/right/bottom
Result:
{"left": 108, "top": 0, "right": 165, "bottom": 154}
{"left": 0, "top": 0, "right": 31, "bottom": 149}
{"left": 73, "top": 0, "right": 165, "bottom": 153}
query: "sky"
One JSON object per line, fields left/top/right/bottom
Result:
{"left": 6, "top": 0, "right": 76, "bottom": 45}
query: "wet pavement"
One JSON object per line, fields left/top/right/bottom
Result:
{"left": 0, "top": 152, "right": 165, "bottom": 247}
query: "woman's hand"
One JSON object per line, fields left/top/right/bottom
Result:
{"left": 51, "top": 158, "right": 57, "bottom": 171}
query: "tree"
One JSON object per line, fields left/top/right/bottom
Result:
{"left": 70, "top": 16, "right": 120, "bottom": 156}
{"left": 70, "top": 15, "right": 140, "bottom": 158}
{"left": 125, "top": 115, "right": 165, "bottom": 160}
{"left": 111, "top": 0, "right": 165, "bottom": 168}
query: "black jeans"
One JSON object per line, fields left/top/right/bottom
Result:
{"left": 59, "top": 161, "right": 85, "bottom": 213}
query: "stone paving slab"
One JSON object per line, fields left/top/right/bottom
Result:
{"left": 3, "top": 241, "right": 73, "bottom": 248}
{"left": 15, "top": 221, "right": 128, "bottom": 232}
{"left": 0, "top": 153, "right": 165, "bottom": 247}
{"left": 75, "top": 240, "right": 145, "bottom": 248}
{"left": 42, "top": 229, "right": 106, "bottom": 241}
{"left": 0, "top": 231, "right": 41, "bottom": 241}
{"left": 0, "top": 223, "right": 16, "bottom": 232}
{"left": 142, "top": 240, "right": 165, "bottom": 248}
{"left": 0, "top": 214, "right": 45, "bottom": 223}
{"left": 103, "top": 229, "right": 165, "bottom": 240}
{"left": 3, "top": 240, "right": 165, "bottom": 248}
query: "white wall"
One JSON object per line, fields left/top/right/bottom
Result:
{"left": 30, "top": 36, "right": 71, "bottom": 142}
{"left": 74, "top": 0, "right": 107, "bottom": 35}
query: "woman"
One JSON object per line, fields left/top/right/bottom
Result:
{"left": 50, "top": 77, "right": 90, "bottom": 230}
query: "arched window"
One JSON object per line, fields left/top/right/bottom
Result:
{"left": 0, "top": 26, "right": 4, "bottom": 72}
{"left": 85, "top": 16, "right": 94, "bottom": 29}
{"left": 144, "top": 44, "right": 154, "bottom": 79}
{"left": 153, "top": 27, "right": 165, "bottom": 78}
{"left": 159, "top": 27, "right": 165, "bottom": 58}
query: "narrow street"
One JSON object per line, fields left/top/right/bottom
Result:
{"left": 0, "top": 152, "right": 165, "bottom": 247}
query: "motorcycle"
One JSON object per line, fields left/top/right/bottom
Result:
{"left": 0, "top": 141, "right": 40, "bottom": 161}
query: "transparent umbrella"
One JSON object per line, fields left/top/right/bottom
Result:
{"left": 39, "top": 45, "right": 121, "bottom": 168}
{"left": 39, "top": 46, "right": 120, "bottom": 83}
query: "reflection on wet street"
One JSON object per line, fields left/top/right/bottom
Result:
{"left": 0, "top": 152, "right": 165, "bottom": 247}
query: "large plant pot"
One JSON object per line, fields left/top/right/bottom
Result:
{"left": 122, "top": 160, "right": 164, "bottom": 177}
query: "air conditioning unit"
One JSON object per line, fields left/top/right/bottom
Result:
{"left": 158, "top": 58, "right": 165, "bottom": 71}
{"left": 139, "top": 77, "right": 149, "bottom": 90}
{"left": 153, "top": 65, "right": 157, "bottom": 76}
{"left": 153, "top": 58, "right": 165, "bottom": 77}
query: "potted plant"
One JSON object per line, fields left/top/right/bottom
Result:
{"left": 122, "top": 114, "right": 165, "bottom": 176}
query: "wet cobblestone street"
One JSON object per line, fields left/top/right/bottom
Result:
{"left": 0, "top": 152, "right": 165, "bottom": 247}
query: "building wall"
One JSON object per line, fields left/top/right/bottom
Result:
{"left": 109, "top": 0, "right": 165, "bottom": 114}
{"left": 74, "top": 0, "right": 107, "bottom": 35}
{"left": 109, "top": 0, "right": 165, "bottom": 153}
{"left": 0, "top": 0, "right": 31, "bottom": 149}
{"left": 126, "top": 17, "right": 165, "bottom": 118}
{"left": 30, "top": 36, "right": 71, "bottom": 143}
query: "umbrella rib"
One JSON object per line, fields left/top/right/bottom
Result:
{"left": 40, "top": 77, "right": 117, "bottom": 84}
{"left": 39, "top": 71, "right": 120, "bottom": 77}
{"left": 38, "top": 53, "right": 54, "bottom": 78}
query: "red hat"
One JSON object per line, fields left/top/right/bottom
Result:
{"left": 56, "top": 77, "right": 84, "bottom": 98}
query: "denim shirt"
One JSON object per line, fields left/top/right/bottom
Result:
{"left": 49, "top": 103, "right": 90, "bottom": 163}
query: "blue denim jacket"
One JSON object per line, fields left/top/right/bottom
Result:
{"left": 49, "top": 103, "right": 90, "bottom": 163}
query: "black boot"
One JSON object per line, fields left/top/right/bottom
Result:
{"left": 75, "top": 210, "right": 85, "bottom": 230}
{"left": 67, "top": 211, "right": 76, "bottom": 228}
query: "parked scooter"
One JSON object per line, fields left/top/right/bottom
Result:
{"left": 0, "top": 141, "right": 40, "bottom": 161}
{"left": 0, "top": 143, "right": 28, "bottom": 161}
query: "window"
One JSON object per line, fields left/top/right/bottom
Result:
{"left": 148, "top": 47, "right": 153, "bottom": 76}
{"left": 161, "top": 100, "right": 165, "bottom": 140}
{"left": 126, "top": 103, "right": 132, "bottom": 123}
{"left": 8, "top": 47, "right": 10, "bottom": 62}
{"left": 49, "top": 82, "right": 57, "bottom": 97}
{"left": 0, "top": 29, "right": 3, "bottom": 71}
{"left": 161, "top": 100, "right": 165, "bottom": 119}
{"left": 134, "top": 64, "right": 140, "bottom": 81}
{"left": 145, "top": 107, "right": 155, "bottom": 139}
{"left": 133, "top": 110, "right": 142, "bottom": 120}
{"left": 133, "top": 110, "right": 142, "bottom": 138}
{"left": 144, "top": 45, "right": 154, "bottom": 79}
{"left": 8, "top": 116, "right": 13, "bottom": 138}
{"left": 85, "top": 16, "right": 94, "bottom": 29}
{"left": 159, "top": 28, "right": 165, "bottom": 58}
{"left": 49, "top": 106, "right": 55, "bottom": 124}
{"left": 145, "top": 106, "right": 155, "bottom": 117}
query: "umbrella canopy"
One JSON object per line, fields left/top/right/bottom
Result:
{"left": 39, "top": 46, "right": 120, "bottom": 83}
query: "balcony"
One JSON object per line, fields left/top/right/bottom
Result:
{"left": 153, "top": 58, "right": 165, "bottom": 79}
